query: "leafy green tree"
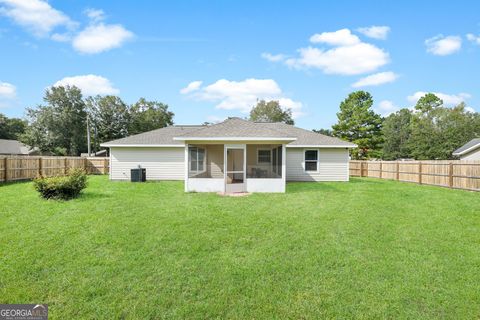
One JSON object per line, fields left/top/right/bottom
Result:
{"left": 332, "top": 91, "right": 383, "bottom": 159}
{"left": 0, "top": 113, "right": 27, "bottom": 140}
{"left": 22, "top": 86, "right": 87, "bottom": 156}
{"left": 381, "top": 108, "right": 412, "bottom": 160}
{"left": 408, "top": 94, "right": 480, "bottom": 159}
{"left": 129, "top": 98, "right": 174, "bottom": 135}
{"left": 87, "top": 95, "right": 130, "bottom": 150}
{"left": 249, "top": 100, "right": 294, "bottom": 125}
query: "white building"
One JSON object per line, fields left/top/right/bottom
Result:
{"left": 453, "top": 138, "right": 480, "bottom": 160}
{"left": 101, "top": 117, "right": 356, "bottom": 193}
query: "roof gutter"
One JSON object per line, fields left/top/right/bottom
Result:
{"left": 100, "top": 144, "right": 185, "bottom": 148}
{"left": 286, "top": 144, "right": 357, "bottom": 148}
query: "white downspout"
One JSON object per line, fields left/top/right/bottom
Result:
{"left": 184, "top": 144, "right": 189, "bottom": 192}
{"left": 282, "top": 144, "right": 286, "bottom": 193}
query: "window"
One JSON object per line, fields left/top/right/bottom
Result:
{"left": 189, "top": 147, "right": 206, "bottom": 173}
{"left": 257, "top": 149, "right": 271, "bottom": 164}
{"left": 305, "top": 150, "right": 318, "bottom": 172}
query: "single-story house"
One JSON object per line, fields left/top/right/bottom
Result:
{"left": 453, "top": 138, "right": 480, "bottom": 160}
{"left": 0, "top": 139, "right": 39, "bottom": 156}
{"left": 101, "top": 117, "right": 356, "bottom": 193}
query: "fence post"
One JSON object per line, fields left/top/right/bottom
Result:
{"left": 396, "top": 161, "right": 400, "bottom": 180}
{"left": 64, "top": 157, "right": 67, "bottom": 175}
{"left": 38, "top": 157, "right": 42, "bottom": 177}
{"left": 84, "top": 157, "right": 88, "bottom": 173}
{"left": 103, "top": 158, "right": 108, "bottom": 175}
{"left": 360, "top": 161, "right": 364, "bottom": 177}
{"left": 449, "top": 162, "right": 454, "bottom": 188}
{"left": 379, "top": 161, "right": 383, "bottom": 179}
{"left": 418, "top": 162, "right": 422, "bottom": 184}
{"left": 4, "top": 157, "right": 8, "bottom": 182}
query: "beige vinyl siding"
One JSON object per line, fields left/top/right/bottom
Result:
{"left": 110, "top": 147, "right": 184, "bottom": 180}
{"left": 286, "top": 148, "right": 349, "bottom": 181}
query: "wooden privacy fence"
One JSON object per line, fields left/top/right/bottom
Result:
{"left": 0, "top": 156, "right": 109, "bottom": 182}
{"left": 350, "top": 160, "right": 480, "bottom": 192}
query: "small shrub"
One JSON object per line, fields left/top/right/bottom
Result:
{"left": 34, "top": 168, "right": 88, "bottom": 200}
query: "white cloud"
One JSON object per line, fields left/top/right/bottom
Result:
{"left": 407, "top": 91, "right": 471, "bottom": 106}
{"left": 279, "top": 28, "right": 389, "bottom": 75}
{"left": 376, "top": 100, "right": 398, "bottom": 116}
{"left": 0, "top": 0, "right": 76, "bottom": 37}
{"left": 72, "top": 23, "right": 133, "bottom": 54}
{"left": 310, "top": 28, "right": 360, "bottom": 46}
{"left": 181, "top": 78, "right": 304, "bottom": 118}
{"left": 356, "top": 26, "right": 390, "bottom": 40}
{"left": 466, "top": 33, "right": 480, "bottom": 45}
{"left": 0, "top": 81, "right": 16, "bottom": 99}
{"left": 180, "top": 81, "right": 202, "bottom": 94}
{"left": 285, "top": 43, "right": 389, "bottom": 75}
{"left": 425, "top": 35, "right": 462, "bottom": 56}
{"left": 84, "top": 8, "right": 105, "bottom": 22}
{"left": 261, "top": 52, "right": 286, "bottom": 62}
{"left": 352, "top": 71, "right": 398, "bottom": 87}
{"left": 51, "top": 32, "right": 71, "bottom": 42}
{"left": 53, "top": 75, "right": 119, "bottom": 96}
{"left": 465, "top": 106, "right": 476, "bottom": 113}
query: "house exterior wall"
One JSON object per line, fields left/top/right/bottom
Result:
{"left": 110, "top": 147, "right": 184, "bottom": 180}
{"left": 109, "top": 146, "right": 350, "bottom": 184}
{"left": 460, "top": 148, "right": 480, "bottom": 160}
{"left": 286, "top": 148, "right": 349, "bottom": 181}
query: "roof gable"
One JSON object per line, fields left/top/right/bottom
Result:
{"left": 174, "top": 117, "right": 296, "bottom": 139}
{"left": 453, "top": 138, "right": 480, "bottom": 155}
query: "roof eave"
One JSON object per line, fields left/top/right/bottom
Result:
{"left": 452, "top": 143, "right": 480, "bottom": 156}
{"left": 100, "top": 143, "right": 184, "bottom": 148}
{"left": 173, "top": 137, "right": 297, "bottom": 141}
{"left": 286, "top": 144, "right": 357, "bottom": 148}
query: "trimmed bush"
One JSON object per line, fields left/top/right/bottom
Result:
{"left": 34, "top": 168, "right": 88, "bottom": 200}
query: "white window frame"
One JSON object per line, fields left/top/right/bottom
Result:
{"left": 189, "top": 146, "right": 207, "bottom": 175}
{"left": 257, "top": 148, "right": 272, "bottom": 165}
{"left": 304, "top": 149, "right": 319, "bottom": 172}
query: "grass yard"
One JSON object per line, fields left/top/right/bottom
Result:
{"left": 1, "top": 177, "right": 480, "bottom": 319}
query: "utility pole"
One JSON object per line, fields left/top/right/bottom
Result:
{"left": 87, "top": 113, "right": 91, "bottom": 156}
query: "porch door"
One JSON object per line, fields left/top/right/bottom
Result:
{"left": 225, "top": 145, "right": 246, "bottom": 193}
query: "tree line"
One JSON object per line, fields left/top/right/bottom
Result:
{"left": 325, "top": 91, "right": 480, "bottom": 160}
{"left": 2, "top": 86, "right": 478, "bottom": 160}
{"left": 1, "top": 86, "right": 174, "bottom": 156}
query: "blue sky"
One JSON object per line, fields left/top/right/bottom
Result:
{"left": 0, "top": 0, "right": 479, "bottom": 130}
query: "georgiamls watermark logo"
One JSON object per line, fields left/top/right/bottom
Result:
{"left": 0, "top": 304, "right": 48, "bottom": 320}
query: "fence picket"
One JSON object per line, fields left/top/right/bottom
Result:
{"left": 0, "top": 156, "right": 109, "bottom": 182}
{"left": 350, "top": 160, "right": 480, "bottom": 192}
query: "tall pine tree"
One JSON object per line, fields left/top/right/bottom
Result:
{"left": 332, "top": 91, "right": 383, "bottom": 159}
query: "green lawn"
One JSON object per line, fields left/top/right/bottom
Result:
{"left": 1, "top": 177, "right": 479, "bottom": 319}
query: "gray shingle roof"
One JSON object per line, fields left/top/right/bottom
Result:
{"left": 260, "top": 122, "right": 355, "bottom": 147}
{"left": 0, "top": 139, "right": 36, "bottom": 155}
{"left": 102, "top": 118, "right": 355, "bottom": 147}
{"left": 101, "top": 125, "right": 203, "bottom": 146}
{"left": 453, "top": 138, "right": 480, "bottom": 155}
{"left": 175, "top": 117, "right": 297, "bottom": 139}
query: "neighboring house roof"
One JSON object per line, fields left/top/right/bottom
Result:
{"left": 453, "top": 138, "right": 480, "bottom": 156}
{"left": 101, "top": 117, "right": 356, "bottom": 148}
{"left": 0, "top": 139, "right": 37, "bottom": 155}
